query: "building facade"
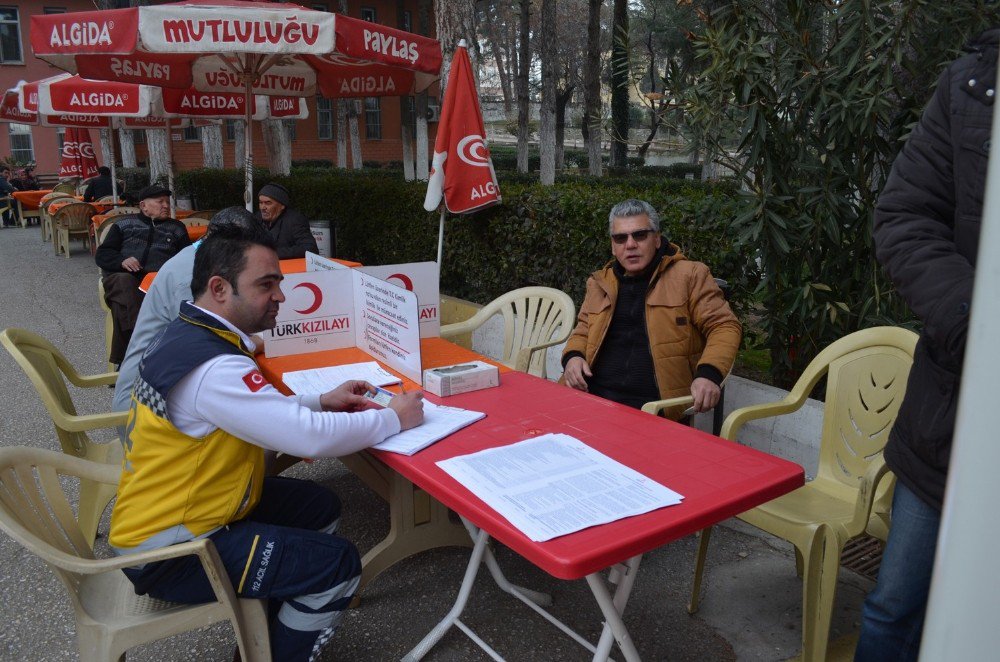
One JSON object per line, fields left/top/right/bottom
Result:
{"left": 0, "top": 0, "right": 437, "bottom": 178}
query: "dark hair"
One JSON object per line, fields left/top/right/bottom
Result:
{"left": 191, "top": 224, "right": 276, "bottom": 299}
{"left": 206, "top": 206, "right": 266, "bottom": 238}
{"left": 97, "top": 166, "right": 111, "bottom": 177}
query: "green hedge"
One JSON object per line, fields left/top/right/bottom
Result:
{"left": 174, "top": 168, "right": 756, "bottom": 317}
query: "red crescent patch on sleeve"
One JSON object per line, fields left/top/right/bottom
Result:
{"left": 242, "top": 369, "right": 269, "bottom": 392}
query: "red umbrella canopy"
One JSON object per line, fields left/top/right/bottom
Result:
{"left": 29, "top": 0, "right": 442, "bottom": 99}
{"left": 60, "top": 127, "right": 100, "bottom": 180}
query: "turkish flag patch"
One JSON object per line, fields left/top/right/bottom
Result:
{"left": 242, "top": 370, "right": 269, "bottom": 392}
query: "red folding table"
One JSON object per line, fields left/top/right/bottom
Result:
{"left": 259, "top": 342, "right": 803, "bottom": 660}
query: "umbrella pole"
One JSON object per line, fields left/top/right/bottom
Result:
{"left": 166, "top": 129, "right": 175, "bottom": 218}
{"left": 436, "top": 207, "right": 446, "bottom": 265}
{"left": 244, "top": 57, "right": 254, "bottom": 212}
{"left": 109, "top": 121, "right": 119, "bottom": 203}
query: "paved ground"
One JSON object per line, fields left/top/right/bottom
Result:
{"left": 0, "top": 223, "right": 870, "bottom": 661}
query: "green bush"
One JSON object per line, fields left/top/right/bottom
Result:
{"left": 171, "top": 168, "right": 756, "bottom": 321}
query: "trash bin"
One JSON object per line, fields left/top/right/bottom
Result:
{"left": 309, "top": 219, "right": 335, "bottom": 257}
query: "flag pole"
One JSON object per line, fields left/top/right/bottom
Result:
{"left": 436, "top": 206, "right": 446, "bottom": 264}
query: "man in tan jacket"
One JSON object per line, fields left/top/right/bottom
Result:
{"left": 561, "top": 199, "right": 741, "bottom": 417}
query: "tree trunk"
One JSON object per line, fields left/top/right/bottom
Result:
{"left": 348, "top": 100, "right": 362, "bottom": 170}
{"left": 336, "top": 100, "right": 348, "bottom": 168}
{"left": 538, "top": 0, "right": 557, "bottom": 185}
{"left": 147, "top": 129, "right": 170, "bottom": 185}
{"left": 584, "top": 0, "right": 603, "bottom": 176}
{"left": 234, "top": 120, "right": 246, "bottom": 170}
{"left": 201, "top": 124, "right": 224, "bottom": 168}
{"left": 99, "top": 128, "right": 114, "bottom": 170}
{"left": 401, "top": 99, "right": 415, "bottom": 180}
{"left": 609, "top": 0, "right": 630, "bottom": 168}
{"left": 262, "top": 119, "right": 291, "bottom": 176}
{"left": 416, "top": 93, "right": 429, "bottom": 180}
{"left": 555, "top": 85, "right": 574, "bottom": 172}
{"left": 516, "top": 0, "right": 531, "bottom": 173}
{"left": 119, "top": 130, "right": 137, "bottom": 168}
{"left": 435, "top": 0, "right": 477, "bottom": 86}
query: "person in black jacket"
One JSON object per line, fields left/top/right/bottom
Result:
{"left": 854, "top": 29, "right": 997, "bottom": 662}
{"left": 96, "top": 184, "right": 191, "bottom": 364}
{"left": 256, "top": 182, "right": 318, "bottom": 259}
{"left": 83, "top": 166, "right": 114, "bottom": 202}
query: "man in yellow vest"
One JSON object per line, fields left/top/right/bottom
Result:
{"left": 111, "top": 224, "right": 424, "bottom": 661}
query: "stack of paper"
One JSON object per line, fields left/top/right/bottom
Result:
{"left": 373, "top": 400, "right": 485, "bottom": 456}
{"left": 282, "top": 361, "right": 401, "bottom": 394}
{"left": 436, "top": 433, "right": 684, "bottom": 542}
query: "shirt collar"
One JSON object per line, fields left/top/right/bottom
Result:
{"left": 187, "top": 303, "right": 257, "bottom": 353}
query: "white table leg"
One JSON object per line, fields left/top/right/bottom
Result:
{"left": 402, "top": 525, "right": 493, "bottom": 662}
{"left": 588, "top": 554, "right": 643, "bottom": 662}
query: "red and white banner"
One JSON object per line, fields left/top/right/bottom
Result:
{"left": 75, "top": 53, "right": 194, "bottom": 89}
{"left": 160, "top": 87, "right": 306, "bottom": 119}
{"left": 192, "top": 59, "right": 316, "bottom": 96}
{"left": 39, "top": 75, "right": 155, "bottom": 117}
{"left": 0, "top": 90, "right": 37, "bottom": 124}
{"left": 59, "top": 127, "right": 100, "bottom": 179}
{"left": 423, "top": 44, "right": 501, "bottom": 214}
{"left": 335, "top": 15, "right": 441, "bottom": 73}
{"left": 138, "top": 3, "right": 335, "bottom": 54}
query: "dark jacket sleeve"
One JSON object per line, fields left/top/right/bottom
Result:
{"left": 95, "top": 224, "right": 127, "bottom": 273}
{"left": 276, "top": 209, "right": 318, "bottom": 259}
{"left": 873, "top": 67, "right": 974, "bottom": 369}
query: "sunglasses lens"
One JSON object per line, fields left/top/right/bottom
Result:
{"left": 611, "top": 233, "right": 628, "bottom": 244}
{"left": 611, "top": 229, "right": 654, "bottom": 244}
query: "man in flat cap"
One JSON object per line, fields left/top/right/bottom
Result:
{"left": 96, "top": 184, "right": 191, "bottom": 365}
{"left": 256, "top": 182, "right": 318, "bottom": 259}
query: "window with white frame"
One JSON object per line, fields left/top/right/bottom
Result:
{"left": 364, "top": 98, "right": 382, "bottom": 139}
{"left": 225, "top": 120, "right": 237, "bottom": 141}
{"left": 132, "top": 129, "right": 146, "bottom": 145}
{"left": 317, "top": 97, "right": 334, "bottom": 140}
{"left": 183, "top": 125, "right": 199, "bottom": 141}
{"left": 7, "top": 123, "right": 33, "bottom": 163}
{"left": 401, "top": 10, "right": 412, "bottom": 32}
{"left": 360, "top": 6, "right": 376, "bottom": 22}
{"left": 0, "top": 7, "right": 23, "bottom": 64}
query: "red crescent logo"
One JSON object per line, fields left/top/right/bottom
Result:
{"left": 293, "top": 282, "right": 323, "bottom": 314}
{"left": 387, "top": 273, "right": 414, "bottom": 291}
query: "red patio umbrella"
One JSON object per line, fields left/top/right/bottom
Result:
{"left": 60, "top": 127, "right": 100, "bottom": 181}
{"left": 30, "top": 74, "right": 308, "bottom": 209}
{"left": 30, "top": 0, "right": 442, "bottom": 208}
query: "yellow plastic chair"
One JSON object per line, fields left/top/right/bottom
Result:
{"left": 38, "top": 192, "right": 73, "bottom": 242}
{"left": 53, "top": 181, "right": 78, "bottom": 194}
{"left": 97, "top": 278, "right": 116, "bottom": 372}
{"left": 687, "top": 326, "right": 917, "bottom": 662}
{"left": 0, "top": 446, "right": 270, "bottom": 661}
{"left": 0, "top": 328, "right": 126, "bottom": 546}
{"left": 0, "top": 195, "right": 13, "bottom": 226}
{"left": 439, "top": 286, "right": 576, "bottom": 379}
{"left": 53, "top": 202, "right": 98, "bottom": 257}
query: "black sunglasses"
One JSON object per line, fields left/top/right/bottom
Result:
{"left": 611, "top": 228, "right": 656, "bottom": 245}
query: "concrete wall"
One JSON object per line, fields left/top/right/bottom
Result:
{"left": 441, "top": 294, "right": 825, "bottom": 477}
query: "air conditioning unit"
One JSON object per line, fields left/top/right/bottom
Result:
{"left": 426, "top": 104, "right": 441, "bottom": 123}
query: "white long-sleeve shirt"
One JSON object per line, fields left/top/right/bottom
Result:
{"left": 167, "top": 305, "right": 400, "bottom": 457}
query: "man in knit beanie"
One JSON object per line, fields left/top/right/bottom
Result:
{"left": 256, "top": 182, "right": 318, "bottom": 259}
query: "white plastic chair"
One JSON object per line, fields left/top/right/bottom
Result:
{"left": 440, "top": 286, "right": 576, "bottom": 379}
{"left": 0, "top": 446, "right": 270, "bottom": 661}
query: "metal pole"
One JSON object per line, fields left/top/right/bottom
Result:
{"left": 436, "top": 207, "right": 446, "bottom": 265}
{"left": 244, "top": 55, "right": 254, "bottom": 212}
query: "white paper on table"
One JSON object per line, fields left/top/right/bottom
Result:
{"left": 373, "top": 400, "right": 485, "bottom": 456}
{"left": 282, "top": 361, "right": 401, "bottom": 395}
{"left": 436, "top": 433, "right": 684, "bottom": 542}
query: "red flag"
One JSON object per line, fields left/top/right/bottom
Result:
{"left": 59, "top": 127, "right": 99, "bottom": 180}
{"left": 423, "top": 44, "right": 500, "bottom": 214}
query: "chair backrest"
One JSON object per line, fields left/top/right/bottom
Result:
{"left": 39, "top": 192, "right": 72, "bottom": 209}
{"left": 53, "top": 202, "right": 97, "bottom": 231}
{"left": 476, "top": 286, "right": 576, "bottom": 377}
{"left": 0, "top": 328, "right": 95, "bottom": 457}
{"left": 103, "top": 206, "right": 139, "bottom": 220}
{"left": 96, "top": 217, "right": 119, "bottom": 246}
{"left": 96, "top": 195, "right": 116, "bottom": 204}
{"left": 52, "top": 182, "right": 77, "bottom": 195}
{"left": 795, "top": 327, "right": 918, "bottom": 489}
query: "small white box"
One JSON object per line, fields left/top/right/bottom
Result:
{"left": 422, "top": 361, "right": 500, "bottom": 397}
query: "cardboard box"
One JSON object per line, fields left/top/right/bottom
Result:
{"left": 423, "top": 361, "right": 500, "bottom": 397}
